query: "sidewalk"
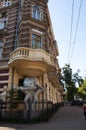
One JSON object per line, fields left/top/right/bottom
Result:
{"left": 0, "top": 106, "right": 86, "bottom": 130}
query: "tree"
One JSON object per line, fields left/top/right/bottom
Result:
{"left": 62, "top": 64, "right": 75, "bottom": 102}
{"left": 77, "top": 78, "right": 86, "bottom": 100}
{"left": 62, "top": 64, "right": 72, "bottom": 85}
{"left": 73, "top": 69, "right": 84, "bottom": 87}
{"left": 61, "top": 64, "right": 83, "bottom": 102}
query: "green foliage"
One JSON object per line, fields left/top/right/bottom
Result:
{"left": 62, "top": 64, "right": 72, "bottom": 85}
{"left": 77, "top": 78, "right": 86, "bottom": 100}
{"left": 8, "top": 88, "right": 25, "bottom": 110}
{"left": 73, "top": 70, "right": 84, "bottom": 87}
{"left": 8, "top": 89, "right": 18, "bottom": 109}
{"left": 62, "top": 64, "right": 83, "bottom": 102}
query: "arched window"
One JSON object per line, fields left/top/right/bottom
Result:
{"left": 32, "top": 5, "right": 41, "bottom": 21}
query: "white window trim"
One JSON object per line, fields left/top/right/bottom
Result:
{"left": 32, "top": 29, "right": 43, "bottom": 35}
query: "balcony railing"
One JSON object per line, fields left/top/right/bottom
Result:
{"left": 8, "top": 47, "right": 55, "bottom": 66}
{"left": 0, "top": 101, "right": 63, "bottom": 122}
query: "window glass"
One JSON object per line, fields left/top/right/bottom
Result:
{"left": 0, "top": 21, "right": 4, "bottom": 29}
{"left": 0, "top": 17, "right": 7, "bottom": 29}
{"left": 32, "top": 6, "right": 41, "bottom": 21}
{"left": 37, "top": 11, "right": 41, "bottom": 20}
{"left": 33, "top": 9, "right": 36, "bottom": 19}
{"left": 32, "top": 34, "right": 42, "bottom": 49}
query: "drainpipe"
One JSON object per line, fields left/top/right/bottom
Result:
{"left": 14, "top": 0, "right": 21, "bottom": 49}
{"left": 42, "top": 75, "right": 44, "bottom": 110}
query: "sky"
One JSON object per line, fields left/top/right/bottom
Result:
{"left": 48, "top": 0, "right": 86, "bottom": 77}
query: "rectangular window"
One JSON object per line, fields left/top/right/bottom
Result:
{"left": 0, "top": 17, "right": 8, "bottom": 29}
{"left": 32, "top": 34, "right": 42, "bottom": 49}
{"left": 0, "top": 21, "right": 4, "bottom": 29}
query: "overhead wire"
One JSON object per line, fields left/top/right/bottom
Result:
{"left": 69, "top": 0, "right": 83, "bottom": 62}
{"left": 67, "top": 0, "right": 74, "bottom": 63}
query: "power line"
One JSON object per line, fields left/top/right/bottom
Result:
{"left": 69, "top": 0, "right": 83, "bottom": 62}
{"left": 67, "top": 0, "right": 74, "bottom": 63}
{"left": 58, "top": 41, "right": 86, "bottom": 45}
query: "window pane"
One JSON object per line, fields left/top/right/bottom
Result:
{"left": 37, "top": 11, "right": 41, "bottom": 20}
{"left": 32, "top": 34, "right": 36, "bottom": 39}
{"left": 0, "top": 17, "right": 7, "bottom": 29}
{"left": 38, "top": 42, "right": 42, "bottom": 48}
{"left": 0, "top": 22, "right": 4, "bottom": 29}
{"left": 32, "top": 39, "right": 36, "bottom": 49}
{"left": 32, "top": 10, "right": 36, "bottom": 19}
{"left": 32, "top": 34, "right": 42, "bottom": 49}
{"left": 32, "top": 6, "right": 41, "bottom": 21}
{"left": 33, "top": 6, "right": 38, "bottom": 10}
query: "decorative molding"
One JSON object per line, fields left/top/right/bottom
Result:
{"left": 32, "top": 29, "right": 43, "bottom": 34}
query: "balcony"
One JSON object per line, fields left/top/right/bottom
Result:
{"left": 8, "top": 47, "right": 56, "bottom": 76}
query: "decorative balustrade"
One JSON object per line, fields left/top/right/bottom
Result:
{"left": 9, "top": 47, "right": 55, "bottom": 66}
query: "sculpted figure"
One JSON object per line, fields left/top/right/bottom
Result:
{"left": 0, "top": 86, "right": 7, "bottom": 102}
{"left": 16, "top": 77, "right": 44, "bottom": 110}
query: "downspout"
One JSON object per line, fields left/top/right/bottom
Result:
{"left": 14, "top": 0, "right": 21, "bottom": 49}
{"left": 42, "top": 75, "right": 44, "bottom": 110}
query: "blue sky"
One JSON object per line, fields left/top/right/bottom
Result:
{"left": 48, "top": 0, "right": 86, "bottom": 77}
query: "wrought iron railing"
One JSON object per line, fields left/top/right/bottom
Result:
{"left": 0, "top": 100, "right": 63, "bottom": 123}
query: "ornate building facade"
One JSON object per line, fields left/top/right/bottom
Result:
{"left": 0, "top": 0, "right": 64, "bottom": 104}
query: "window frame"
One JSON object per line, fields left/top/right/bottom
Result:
{"left": 32, "top": 5, "right": 41, "bottom": 21}
{"left": 0, "top": 17, "right": 8, "bottom": 29}
{"left": 32, "top": 33, "right": 42, "bottom": 49}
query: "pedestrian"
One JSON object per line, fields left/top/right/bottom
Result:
{"left": 83, "top": 102, "right": 86, "bottom": 120}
